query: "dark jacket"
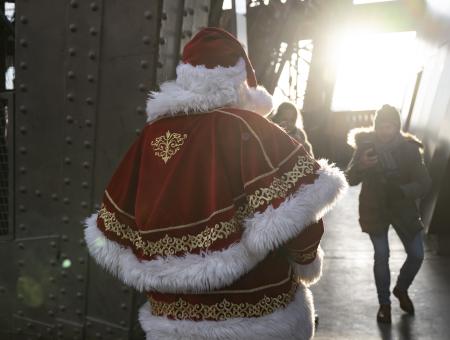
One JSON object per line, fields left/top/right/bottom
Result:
{"left": 346, "top": 129, "right": 431, "bottom": 239}
{"left": 288, "top": 127, "right": 314, "bottom": 157}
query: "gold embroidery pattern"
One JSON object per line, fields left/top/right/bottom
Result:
{"left": 151, "top": 131, "right": 188, "bottom": 163}
{"left": 98, "top": 155, "right": 315, "bottom": 257}
{"left": 98, "top": 205, "right": 242, "bottom": 257}
{"left": 246, "top": 156, "right": 315, "bottom": 209}
{"left": 148, "top": 283, "right": 297, "bottom": 320}
{"left": 290, "top": 249, "right": 317, "bottom": 263}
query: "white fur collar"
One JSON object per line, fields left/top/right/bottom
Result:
{"left": 146, "top": 58, "right": 273, "bottom": 123}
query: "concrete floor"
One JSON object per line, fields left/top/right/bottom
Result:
{"left": 312, "top": 186, "right": 450, "bottom": 340}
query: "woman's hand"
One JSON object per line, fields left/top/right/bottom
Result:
{"left": 359, "top": 148, "right": 378, "bottom": 170}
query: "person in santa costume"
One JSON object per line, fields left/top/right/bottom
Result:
{"left": 84, "top": 27, "right": 347, "bottom": 340}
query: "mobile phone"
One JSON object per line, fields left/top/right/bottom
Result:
{"left": 360, "top": 141, "right": 376, "bottom": 157}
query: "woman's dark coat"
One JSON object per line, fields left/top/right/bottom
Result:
{"left": 346, "top": 129, "right": 431, "bottom": 239}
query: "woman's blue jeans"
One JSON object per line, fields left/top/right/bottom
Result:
{"left": 369, "top": 229, "right": 424, "bottom": 305}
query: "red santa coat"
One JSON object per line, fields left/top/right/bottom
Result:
{"left": 85, "top": 105, "right": 347, "bottom": 339}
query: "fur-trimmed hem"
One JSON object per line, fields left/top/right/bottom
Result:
{"left": 138, "top": 285, "right": 314, "bottom": 340}
{"left": 84, "top": 161, "right": 346, "bottom": 293}
{"left": 243, "top": 160, "right": 348, "bottom": 255}
{"left": 84, "top": 215, "right": 264, "bottom": 293}
{"left": 146, "top": 58, "right": 273, "bottom": 123}
{"left": 293, "top": 246, "right": 324, "bottom": 287}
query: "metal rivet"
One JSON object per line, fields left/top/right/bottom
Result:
{"left": 67, "top": 93, "right": 75, "bottom": 101}
{"left": 76, "top": 292, "right": 83, "bottom": 298}
{"left": 64, "top": 157, "right": 71, "bottom": 165}
{"left": 60, "top": 288, "right": 66, "bottom": 294}
{"left": 50, "top": 241, "right": 57, "bottom": 248}
{"left": 63, "top": 197, "right": 70, "bottom": 205}
{"left": 50, "top": 259, "right": 56, "bottom": 266}
{"left": 143, "top": 36, "right": 151, "bottom": 45}
{"left": 62, "top": 235, "right": 69, "bottom": 242}
{"left": 66, "top": 115, "right": 74, "bottom": 123}
{"left": 20, "top": 16, "right": 28, "bottom": 24}
{"left": 62, "top": 216, "right": 69, "bottom": 223}
{"left": 19, "top": 146, "right": 27, "bottom": 154}
{"left": 120, "top": 303, "right": 127, "bottom": 310}
{"left": 83, "top": 141, "right": 91, "bottom": 148}
{"left": 144, "top": 11, "right": 152, "bottom": 19}
{"left": 158, "top": 37, "right": 165, "bottom": 45}
{"left": 18, "top": 260, "right": 24, "bottom": 267}
{"left": 81, "top": 181, "right": 88, "bottom": 189}
{"left": 83, "top": 161, "right": 90, "bottom": 169}
{"left": 67, "top": 71, "right": 75, "bottom": 79}
{"left": 138, "top": 83, "right": 146, "bottom": 92}
{"left": 87, "top": 75, "right": 95, "bottom": 83}
{"left": 19, "top": 205, "right": 26, "bottom": 212}
{"left": 76, "top": 309, "right": 82, "bottom": 316}
{"left": 20, "top": 62, "right": 27, "bottom": 70}
{"left": 90, "top": 2, "right": 98, "bottom": 11}
{"left": 88, "top": 51, "right": 96, "bottom": 60}
{"left": 19, "top": 166, "right": 27, "bottom": 174}
{"left": 70, "top": 0, "right": 78, "bottom": 8}
{"left": 89, "top": 27, "right": 97, "bottom": 36}
{"left": 135, "top": 129, "right": 141, "bottom": 135}
{"left": 19, "top": 224, "right": 26, "bottom": 231}
{"left": 19, "top": 84, "right": 27, "bottom": 92}
{"left": 19, "top": 105, "right": 27, "bottom": 113}
{"left": 136, "top": 106, "right": 144, "bottom": 115}
{"left": 77, "top": 275, "right": 84, "bottom": 282}
{"left": 65, "top": 136, "right": 73, "bottom": 144}
{"left": 140, "top": 60, "right": 148, "bottom": 69}
{"left": 35, "top": 190, "right": 42, "bottom": 197}
{"left": 80, "top": 201, "right": 88, "bottom": 209}
{"left": 69, "top": 24, "right": 77, "bottom": 33}
{"left": 78, "top": 257, "right": 85, "bottom": 264}
{"left": 19, "top": 126, "right": 27, "bottom": 134}
{"left": 64, "top": 178, "right": 71, "bottom": 185}
{"left": 85, "top": 119, "right": 92, "bottom": 127}
{"left": 20, "top": 39, "right": 28, "bottom": 47}
{"left": 157, "top": 61, "right": 163, "bottom": 68}
{"left": 19, "top": 186, "right": 27, "bottom": 193}
{"left": 51, "top": 193, "right": 58, "bottom": 201}
{"left": 161, "top": 12, "right": 167, "bottom": 20}
{"left": 48, "top": 309, "right": 55, "bottom": 316}
{"left": 68, "top": 48, "right": 76, "bottom": 56}
{"left": 85, "top": 97, "right": 94, "bottom": 105}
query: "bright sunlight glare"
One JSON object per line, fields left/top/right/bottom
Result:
{"left": 331, "top": 31, "right": 418, "bottom": 112}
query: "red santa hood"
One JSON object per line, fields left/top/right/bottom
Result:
{"left": 146, "top": 28, "right": 273, "bottom": 123}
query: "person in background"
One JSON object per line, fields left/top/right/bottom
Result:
{"left": 346, "top": 104, "right": 431, "bottom": 324}
{"left": 271, "top": 101, "right": 314, "bottom": 157}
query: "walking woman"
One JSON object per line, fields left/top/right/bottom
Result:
{"left": 346, "top": 104, "right": 431, "bottom": 323}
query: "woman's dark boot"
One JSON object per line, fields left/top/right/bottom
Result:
{"left": 377, "top": 304, "right": 392, "bottom": 324}
{"left": 393, "top": 286, "right": 415, "bottom": 315}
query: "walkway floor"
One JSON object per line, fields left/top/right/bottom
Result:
{"left": 312, "top": 186, "right": 450, "bottom": 340}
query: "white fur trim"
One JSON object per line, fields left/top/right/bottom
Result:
{"left": 85, "top": 215, "right": 265, "bottom": 293}
{"left": 243, "top": 160, "right": 348, "bottom": 255}
{"left": 146, "top": 58, "right": 273, "bottom": 122}
{"left": 84, "top": 160, "right": 346, "bottom": 293}
{"left": 138, "top": 285, "right": 314, "bottom": 340}
{"left": 293, "top": 246, "right": 324, "bottom": 287}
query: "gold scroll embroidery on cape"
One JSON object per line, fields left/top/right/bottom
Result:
{"left": 98, "top": 155, "right": 316, "bottom": 257}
